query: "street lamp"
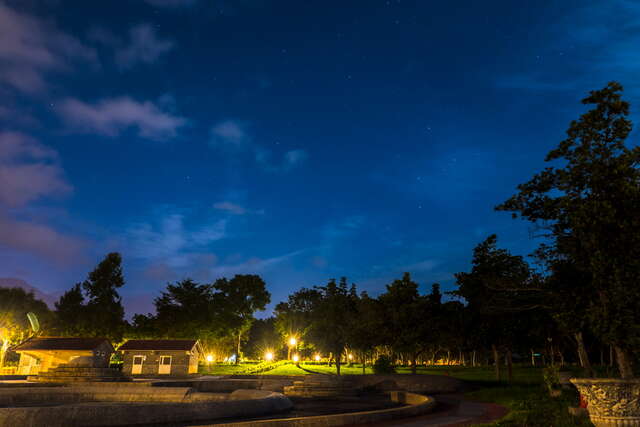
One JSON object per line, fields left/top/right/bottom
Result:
{"left": 265, "top": 352, "right": 274, "bottom": 362}
{"left": 287, "top": 336, "right": 297, "bottom": 360}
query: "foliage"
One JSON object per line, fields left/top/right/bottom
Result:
{"left": 305, "top": 278, "right": 357, "bottom": 375}
{"left": 372, "top": 355, "right": 396, "bottom": 374}
{"left": 497, "top": 82, "right": 640, "bottom": 377}
{"left": 274, "top": 287, "right": 322, "bottom": 346}
{"left": 542, "top": 365, "right": 560, "bottom": 392}
{"left": 0, "top": 287, "right": 52, "bottom": 366}
{"left": 55, "top": 253, "right": 127, "bottom": 342}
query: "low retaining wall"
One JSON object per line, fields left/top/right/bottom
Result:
{"left": 155, "top": 378, "right": 296, "bottom": 393}
{"left": 156, "top": 374, "right": 462, "bottom": 394}
{"left": 350, "top": 374, "right": 463, "bottom": 394}
{"left": 195, "top": 391, "right": 436, "bottom": 427}
{"left": 0, "top": 387, "right": 293, "bottom": 427}
{"left": 0, "top": 385, "right": 203, "bottom": 405}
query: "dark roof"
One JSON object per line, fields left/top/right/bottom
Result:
{"left": 13, "top": 337, "right": 113, "bottom": 351}
{"left": 118, "top": 339, "right": 198, "bottom": 351}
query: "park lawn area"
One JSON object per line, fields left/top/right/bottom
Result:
{"left": 468, "top": 386, "right": 591, "bottom": 426}
{"left": 199, "top": 364, "right": 248, "bottom": 375}
{"left": 266, "top": 363, "right": 375, "bottom": 376}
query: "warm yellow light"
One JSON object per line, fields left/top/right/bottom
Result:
{"left": 288, "top": 337, "right": 297, "bottom": 346}
{"left": 292, "top": 354, "right": 299, "bottom": 362}
{"left": 206, "top": 354, "right": 213, "bottom": 363}
{"left": 265, "top": 352, "right": 274, "bottom": 361}
{"left": 348, "top": 354, "right": 353, "bottom": 360}
{"left": 314, "top": 354, "right": 321, "bottom": 362}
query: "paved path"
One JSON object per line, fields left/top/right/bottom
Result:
{"left": 360, "top": 394, "right": 508, "bottom": 427}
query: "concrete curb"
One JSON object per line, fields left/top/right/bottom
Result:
{"left": 0, "top": 389, "right": 293, "bottom": 426}
{"left": 196, "top": 391, "right": 436, "bottom": 427}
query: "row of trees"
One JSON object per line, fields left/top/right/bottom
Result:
{"left": 2, "top": 82, "right": 637, "bottom": 380}
{"left": 0, "top": 253, "right": 271, "bottom": 366}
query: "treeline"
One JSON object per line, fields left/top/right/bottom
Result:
{"left": 2, "top": 82, "right": 639, "bottom": 379}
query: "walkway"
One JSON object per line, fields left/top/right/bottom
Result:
{"left": 361, "top": 394, "right": 508, "bottom": 426}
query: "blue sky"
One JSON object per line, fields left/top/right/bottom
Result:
{"left": 2, "top": 0, "right": 640, "bottom": 316}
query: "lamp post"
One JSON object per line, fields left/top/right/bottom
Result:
{"left": 287, "top": 337, "right": 297, "bottom": 360}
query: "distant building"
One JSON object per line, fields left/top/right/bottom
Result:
{"left": 119, "top": 339, "right": 201, "bottom": 377}
{"left": 13, "top": 337, "right": 114, "bottom": 375}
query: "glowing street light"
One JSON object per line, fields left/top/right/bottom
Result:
{"left": 293, "top": 354, "right": 299, "bottom": 363}
{"left": 206, "top": 354, "right": 213, "bottom": 363}
{"left": 287, "top": 336, "right": 298, "bottom": 360}
{"left": 314, "top": 354, "right": 321, "bottom": 362}
{"left": 265, "top": 352, "right": 274, "bottom": 361}
{"left": 348, "top": 354, "right": 353, "bottom": 360}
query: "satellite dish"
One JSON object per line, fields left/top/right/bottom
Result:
{"left": 27, "top": 312, "right": 40, "bottom": 333}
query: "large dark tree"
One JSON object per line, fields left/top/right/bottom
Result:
{"left": 453, "top": 235, "right": 537, "bottom": 381}
{"left": 497, "top": 82, "right": 640, "bottom": 378}
{"left": 55, "top": 252, "right": 127, "bottom": 343}
{"left": 274, "top": 287, "right": 322, "bottom": 351}
{"left": 213, "top": 274, "right": 271, "bottom": 363}
{"left": 378, "top": 273, "right": 431, "bottom": 374}
{"left": 307, "top": 278, "right": 357, "bottom": 375}
{"left": 82, "top": 253, "right": 127, "bottom": 342}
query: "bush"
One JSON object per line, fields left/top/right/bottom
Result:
{"left": 543, "top": 365, "right": 560, "bottom": 392}
{"left": 372, "top": 355, "right": 396, "bottom": 374}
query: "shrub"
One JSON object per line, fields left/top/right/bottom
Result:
{"left": 372, "top": 355, "right": 396, "bottom": 374}
{"left": 543, "top": 365, "right": 560, "bottom": 392}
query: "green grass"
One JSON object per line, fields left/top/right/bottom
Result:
{"left": 468, "top": 386, "right": 591, "bottom": 426}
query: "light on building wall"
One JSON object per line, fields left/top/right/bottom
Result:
{"left": 292, "top": 354, "right": 299, "bottom": 362}
{"left": 348, "top": 354, "right": 353, "bottom": 360}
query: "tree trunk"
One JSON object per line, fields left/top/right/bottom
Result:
{"left": 531, "top": 349, "right": 535, "bottom": 366}
{"left": 411, "top": 354, "right": 417, "bottom": 374}
{"left": 0, "top": 340, "right": 7, "bottom": 368}
{"left": 446, "top": 350, "right": 451, "bottom": 365}
{"left": 492, "top": 344, "right": 500, "bottom": 381}
{"left": 336, "top": 353, "right": 341, "bottom": 376}
{"left": 575, "top": 331, "right": 594, "bottom": 377}
{"left": 472, "top": 350, "right": 476, "bottom": 367}
{"left": 362, "top": 354, "right": 366, "bottom": 375}
{"left": 236, "top": 331, "right": 241, "bottom": 364}
{"left": 609, "top": 345, "right": 614, "bottom": 367}
{"left": 506, "top": 349, "right": 513, "bottom": 383}
{"left": 614, "top": 346, "right": 634, "bottom": 379}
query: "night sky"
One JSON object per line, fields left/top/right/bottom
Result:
{"left": 2, "top": 0, "right": 639, "bottom": 316}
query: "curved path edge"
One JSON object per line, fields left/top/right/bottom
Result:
{"left": 196, "top": 391, "right": 436, "bottom": 427}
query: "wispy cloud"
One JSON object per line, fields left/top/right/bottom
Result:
{"left": 127, "top": 212, "right": 226, "bottom": 265}
{"left": 115, "top": 24, "right": 175, "bottom": 69}
{"left": 0, "top": 132, "right": 84, "bottom": 264}
{"left": 213, "top": 201, "right": 247, "bottom": 215}
{"left": 209, "top": 119, "right": 308, "bottom": 172}
{"left": 208, "top": 249, "right": 307, "bottom": 278}
{"left": 57, "top": 96, "right": 186, "bottom": 140}
{"left": 0, "top": 3, "right": 97, "bottom": 93}
{"left": 210, "top": 120, "right": 250, "bottom": 148}
{"left": 0, "top": 132, "right": 71, "bottom": 208}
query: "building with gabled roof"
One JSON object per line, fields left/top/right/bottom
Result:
{"left": 119, "top": 339, "right": 201, "bottom": 377}
{"left": 13, "top": 337, "right": 114, "bottom": 375}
